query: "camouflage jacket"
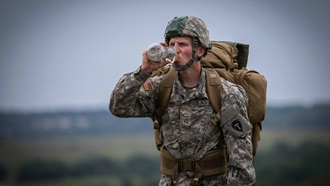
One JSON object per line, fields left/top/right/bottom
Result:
{"left": 110, "top": 66, "right": 256, "bottom": 186}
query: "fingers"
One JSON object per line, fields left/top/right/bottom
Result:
{"left": 159, "top": 59, "right": 171, "bottom": 66}
{"left": 141, "top": 52, "right": 160, "bottom": 73}
{"left": 150, "top": 61, "right": 160, "bottom": 70}
{"left": 160, "top": 42, "right": 168, "bottom": 47}
{"left": 141, "top": 49, "right": 171, "bottom": 74}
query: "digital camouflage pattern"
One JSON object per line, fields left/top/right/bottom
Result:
{"left": 164, "top": 16, "right": 212, "bottom": 50}
{"left": 110, "top": 66, "right": 256, "bottom": 185}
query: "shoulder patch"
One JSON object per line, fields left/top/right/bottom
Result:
{"left": 220, "top": 105, "right": 251, "bottom": 138}
{"left": 143, "top": 78, "right": 154, "bottom": 91}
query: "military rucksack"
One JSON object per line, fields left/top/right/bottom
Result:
{"left": 151, "top": 41, "right": 267, "bottom": 156}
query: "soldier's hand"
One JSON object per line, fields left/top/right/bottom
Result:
{"left": 141, "top": 42, "right": 171, "bottom": 74}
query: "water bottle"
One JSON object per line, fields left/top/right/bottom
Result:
{"left": 147, "top": 43, "right": 176, "bottom": 62}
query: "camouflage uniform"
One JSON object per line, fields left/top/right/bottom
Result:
{"left": 110, "top": 66, "right": 256, "bottom": 185}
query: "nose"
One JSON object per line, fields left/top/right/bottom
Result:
{"left": 172, "top": 43, "right": 180, "bottom": 53}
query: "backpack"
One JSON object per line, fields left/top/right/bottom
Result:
{"left": 151, "top": 41, "right": 267, "bottom": 156}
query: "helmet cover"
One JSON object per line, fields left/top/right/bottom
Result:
{"left": 164, "top": 16, "right": 212, "bottom": 50}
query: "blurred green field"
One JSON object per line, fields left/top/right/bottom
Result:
{"left": 2, "top": 129, "right": 329, "bottom": 164}
{"left": 258, "top": 129, "right": 330, "bottom": 152}
{"left": 0, "top": 129, "right": 329, "bottom": 186}
{"left": 0, "top": 133, "right": 159, "bottom": 186}
{"left": 0, "top": 133, "right": 157, "bottom": 165}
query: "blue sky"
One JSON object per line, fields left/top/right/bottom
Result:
{"left": 1, "top": 0, "right": 329, "bottom": 111}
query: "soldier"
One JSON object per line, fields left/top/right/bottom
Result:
{"left": 109, "top": 16, "right": 255, "bottom": 186}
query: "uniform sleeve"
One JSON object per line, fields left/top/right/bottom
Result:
{"left": 220, "top": 82, "right": 256, "bottom": 185}
{"left": 109, "top": 66, "right": 157, "bottom": 118}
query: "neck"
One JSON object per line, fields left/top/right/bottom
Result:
{"left": 178, "top": 62, "right": 202, "bottom": 88}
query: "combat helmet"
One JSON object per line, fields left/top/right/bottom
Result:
{"left": 164, "top": 16, "right": 212, "bottom": 54}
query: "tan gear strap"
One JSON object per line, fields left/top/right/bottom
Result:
{"left": 156, "top": 67, "right": 176, "bottom": 118}
{"left": 160, "top": 148, "right": 227, "bottom": 185}
{"left": 152, "top": 115, "right": 162, "bottom": 151}
{"left": 152, "top": 67, "right": 176, "bottom": 151}
{"left": 204, "top": 68, "right": 222, "bottom": 113}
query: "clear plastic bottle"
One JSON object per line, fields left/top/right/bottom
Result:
{"left": 147, "top": 43, "right": 176, "bottom": 63}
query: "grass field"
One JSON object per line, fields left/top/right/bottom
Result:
{"left": 257, "top": 129, "right": 330, "bottom": 152}
{"left": 1, "top": 129, "right": 329, "bottom": 186}
{"left": 2, "top": 129, "right": 329, "bottom": 162}
{"left": 0, "top": 133, "right": 157, "bottom": 165}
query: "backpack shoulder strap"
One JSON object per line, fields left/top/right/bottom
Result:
{"left": 204, "top": 68, "right": 222, "bottom": 113}
{"left": 205, "top": 68, "right": 226, "bottom": 150}
{"left": 153, "top": 67, "right": 176, "bottom": 151}
{"left": 156, "top": 67, "right": 176, "bottom": 116}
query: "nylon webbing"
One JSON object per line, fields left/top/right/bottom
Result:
{"left": 160, "top": 148, "right": 227, "bottom": 185}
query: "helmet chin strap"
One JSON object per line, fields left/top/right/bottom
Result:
{"left": 171, "top": 56, "right": 201, "bottom": 71}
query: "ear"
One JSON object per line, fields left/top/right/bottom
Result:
{"left": 197, "top": 46, "right": 206, "bottom": 57}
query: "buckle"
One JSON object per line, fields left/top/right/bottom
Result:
{"left": 179, "top": 160, "right": 196, "bottom": 172}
